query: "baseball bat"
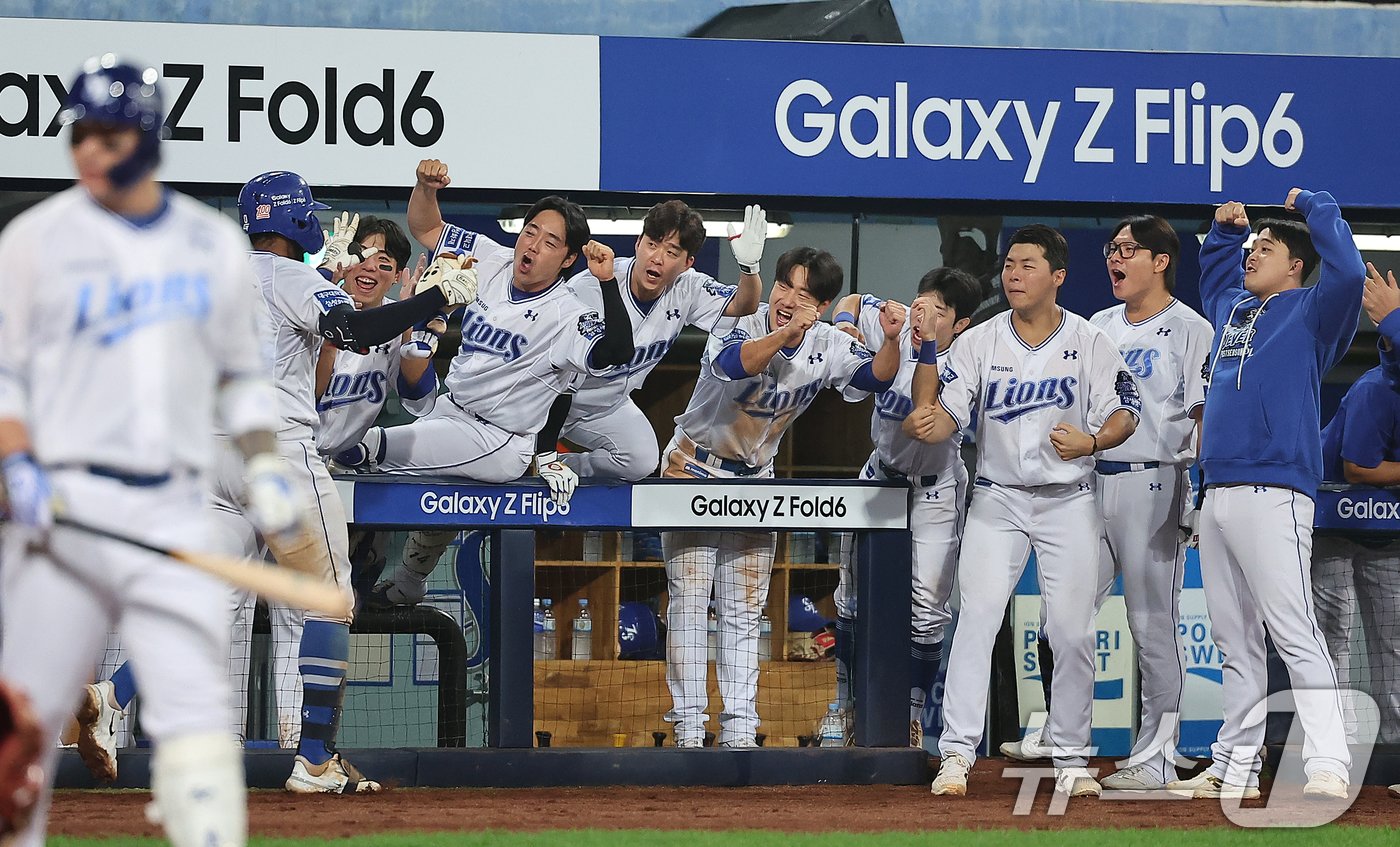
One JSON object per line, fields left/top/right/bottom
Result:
{"left": 52, "top": 516, "right": 351, "bottom": 618}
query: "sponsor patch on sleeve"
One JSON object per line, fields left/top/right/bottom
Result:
{"left": 438, "top": 225, "right": 478, "bottom": 256}
{"left": 940, "top": 364, "right": 959, "bottom": 384}
{"left": 313, "top": 287, "right": 355, "bottom": 314}
{"left": 1115, "top": 369, "right": 1143, "bottom": 412}
{"left": 701, "top": 279, "right": 737, "bottom": 300}
{"left": 577, "top": 310, "right": 606, "bottom": 341}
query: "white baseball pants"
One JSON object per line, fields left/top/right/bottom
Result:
{"left": 938, "top": 480, "right": 1102, "bottom": 769}
{"left": 1198, "top": 485, "right": 1349, "bottom": 783}
{"left": 560, "top": 398, "right": 661, "bottom": 481}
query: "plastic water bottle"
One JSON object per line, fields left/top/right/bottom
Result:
{"left": 533, "top": 598, "right": 545, "bottom": 660}
{"left": 818, "top": 702, "right": 845, "bottom": 748}
{"left": 541, "top": 599, "right": 558, "bottom": 660}
{"left": 758, "top": 613, "right": 772, "bottom": 662}
{"left": 707, "top": 608, "right": 718, "bottom": 663}
{"left": 572, "top": 599, "right": 593, "bottom": 660}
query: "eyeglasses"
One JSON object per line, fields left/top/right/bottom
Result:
{"left": 1103, "top": 241, "right": 1151, "bottom": 260}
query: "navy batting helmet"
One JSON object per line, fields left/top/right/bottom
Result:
{"left": 60, "top": 54, "right": 165, "bottom": 189}
{"left": 237, "top": 171, "right": 332, "bottom": 256}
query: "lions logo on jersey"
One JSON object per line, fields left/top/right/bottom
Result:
{"left": 74, "top": 272, "right": 212, "bottom": 344}
{"left": 1122, "top": 347, "right": 1161, "bottom": 379}
{"left": 459, "top": 309, "right": 529, "bottom": 361}
{"left": 983, "top": 376, "right": 1078, "bottom": 423}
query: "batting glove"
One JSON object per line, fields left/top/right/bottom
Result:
{"left": 401, "top": 313, "right": 449, "bottom": 359}
{"left": 244, "top": 453, "right": 304, "bottom": 546}
{"left": 727, "top": 205, "right": 768, "bottom": 276}
{"left": 319, "top": 212, "right": 379, "bottom": 274}
{"left": 534, "top": 451, "right": 578, "bottom": 508}
{"left": 0, "top": 453, "right": 53, "bottom": 532}
{"left": 419, "top": 253, "right": 479, "bottom": 309}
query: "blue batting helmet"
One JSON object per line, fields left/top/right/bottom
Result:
{"left": 237, "top": 171, "right": 331, "bottom": 256}
{"left": 60, "top": 54, "right": 164, "bottom": 189}
{"left": 617, "top": 602, "right": 661, "bottom": 660}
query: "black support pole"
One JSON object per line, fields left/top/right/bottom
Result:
{"left": 489, "top": 528, "right": 536, "bottom": 747}
{"left": 852, "top": 528, "right": 912, "bottom": 747}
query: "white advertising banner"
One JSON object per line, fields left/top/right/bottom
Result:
{"left": 631, "top": 482, "right": 909, "bottom": 530}
{"left": 0, "top": 18, "right": 601, "bottom": 191}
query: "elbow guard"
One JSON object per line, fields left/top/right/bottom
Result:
{"left": 318, "top": 303, "right": 367, "bottom": 354}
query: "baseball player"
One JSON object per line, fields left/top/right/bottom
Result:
{"left": 1165, "top": 189, "right": 1362, "bottom": 801}
{"left": 1312, "top": 271, "right": 1400, "bottom": 745}
{"left": 0, "top": 56, "right": 301, "bottom": 846}
{"left": 219, "top": 170, "right": 475, "bottom": 794}
{"left": 828, "top": 268, "right": 984, "bottom": 749}
{"left": 342, "top": 159, "right": 634, "bottom": 607}
{"left": 904, "top": 224, "right": 1142, "bottom": 798}
{"left": 1080, "top": 216, "right": 1214, "bottom": 790}
{"left": 559, "top": 200, "right": 765, "bottom": 481}
{"left": 661, "top": 246, "right": 903, "bottom": 748}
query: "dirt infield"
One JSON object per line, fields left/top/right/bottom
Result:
{"left": 48, "top": 765, "right": 1400, "bottom": 837}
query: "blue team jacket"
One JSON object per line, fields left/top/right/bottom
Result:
{"left": 1198, "top": 190, "right": 1366, "bottom": 497}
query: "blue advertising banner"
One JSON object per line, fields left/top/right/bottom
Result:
{"left": 600, "top": 37, "right": 1400, "bottom": 207}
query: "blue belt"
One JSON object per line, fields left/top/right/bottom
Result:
{"left": 879, "top": 461, "right": 938, "bottom": 488}
{"left": 1095, "top": 460, "right": 1160, "bottom": 475}
{"left": 692, "top": 445, "right": 762, "bottom": 477}
{"left": 54, "top": 464, "right": 182, "bottom": 487}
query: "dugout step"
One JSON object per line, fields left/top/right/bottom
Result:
{"left": 55, "top": 747, "right": 931, "bottom": 789}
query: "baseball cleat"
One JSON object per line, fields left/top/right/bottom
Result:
{"left": 719, "top": 737, "right": 758, "bottom": 749}
{"left": 675, "top": 736, "right": 703, "bottom": 749}
{"left": 998, "top": 725, "right": 1050, "bottom": 761}
{"left": 285, "top": 752, "right": 381, "bottom": 794}
{"left": 1100, "top": 763, "right": 1167, "bottom": 790}
{"left": 363, "top": 579, "right": 424, "bottom": 610}
{"left": 1388, "top": 784, "right": 1400, "bottom": 799}
{"left": 1054, "top": 767, "right": 1102, "bottom": 798}
{"left": 74, "top": 681, "right": 122, "bottom": 782}
{"left": 1302, "top": 771, "right": 1349, "bottom": 800}
{"left": 1166, "top": 772, "right": 1260, "bottom": 800}
{"left": 930, "top": 753, "right": 971, "bottom": 796}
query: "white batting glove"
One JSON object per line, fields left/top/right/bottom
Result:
{"left": 401, "top": 313, "right": 449, "bottom": 359}
{"left": 244, "top": 453, "right": 305, "bottom": 546}
{"left": 727, "top": 205, "right": 767, "bottom": 276}
{"left": 419, "top": 253, "right": 479, "bottom": 308}
{"left": 534, "top": 451, "right": 578, "bottom": 508}
{"left": 318, "top": 212, "right": 379, "bottom": 274}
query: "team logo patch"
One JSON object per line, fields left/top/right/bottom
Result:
{"left": 849, "top": 341, "right": 874, "bottom": 361}
{"left": 577, "top": 310, "right": 605, "bottom": 341}
{"left": 313, "top": 288, "right": 354, "bottom": 313}
{"left": 255, "top": 203, "right": 271, "bottom": 220}
{"left": 1115, "top": 369, "right": 1143, "bottom": 413}
{"left": 702, "top": 279, "right": 737, "bottom": 299}
{"left": 940, "top": 363, "right": 959, "bottom": 384}
{"left": 721, "top": 327, "right": 751, "bottom": 346}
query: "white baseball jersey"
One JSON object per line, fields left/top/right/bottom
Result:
{"left": 849, "top": 294, "right": 964, "bottom": 479}
{"left": 675, "top": 305, "right": 876, "bottom": 468}
{"left": 434, "top": 224, "right": 603, "bottom": 435}
{"left": 247, "top": 251, "right": 356, "bottom": 442}
{"left": 939, "top": 308, "right": 1141, "bottom": 486}
{"left": 567, "top": 257, "right": 738, "bottom": 415}
{"left": 0, "top": 187, "right": 277, "bottom": 474}
{"left": 1090, "top": 299, "right": 1212, "bottom": 465}
{"left": 315, "top": 296, "right": 436, "bottom": 457}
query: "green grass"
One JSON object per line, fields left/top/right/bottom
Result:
{"left": 46, "top": 828, "right": 1400, "bottom": 847}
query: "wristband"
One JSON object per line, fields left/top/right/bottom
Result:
{"left": 833, "top": 311, "right": 856, "bottom": 326}
{"left": 738, "top": 262, "right": 760, "bottom": 276}
{"left": 917, "top": 339, "right": 939, "bottom": 365}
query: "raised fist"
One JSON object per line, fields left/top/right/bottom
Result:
{"left": 416, "top": 159, "right": 451, "bottom": 191}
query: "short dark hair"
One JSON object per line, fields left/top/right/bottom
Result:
{"left": 775, "top": 246, "right": 844, "bottom": 304}
{"left": 1005, "top": 224, "right": 1069, "bottom": 274}
{"left": 917, "top": 267, "right": 982, "bottom": 322}
{"left": 523, "top": 195, "right": 590, "bottom": 257}
{"left": 354, "top": 215, "right": 411, "bottom": 272}
{"left": 642, "top": 200, "right": 706, "bottom": 257}
{"left": 1112, "top": 215, "right": 1181, "bottom": 292}
{"left": 1253, "top": 218, "right": 1320, "bottom": 282}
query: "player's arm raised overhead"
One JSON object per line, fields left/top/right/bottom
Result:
{"left": 1199, "top": 200, "right": 1251, "bottom": 325}
{"left": 1290, "top": 187, "right": 1367, "bottom": 346}
{"left": 407, "top": 158, "right": 450, "bottom": 250}
{"left": 723, "top": 204, "right": 767, "bottom": 317}
{"left": 580, "top": 241, "right": 636, "bottom": 369}
{"left": 902, "top": 300, "right": 961, "bottom": 445}
{"left": 1363, "top": 262, "right": 1400, "bottom": 383}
